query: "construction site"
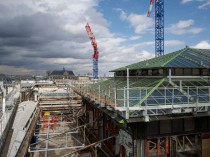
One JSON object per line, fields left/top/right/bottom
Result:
{"left": 1, "top": 47, "right": 210, "bottom": 157}
{"left": 1, "top": 0, "right": 210, "bottom": 157}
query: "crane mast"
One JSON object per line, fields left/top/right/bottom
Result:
{"left": 147, "top": 0, "right": 164, "bottom": 57}
{"left": 85, "top": 23, "right": 99, "bottom": 79}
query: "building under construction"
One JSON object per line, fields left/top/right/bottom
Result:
{"left": 73, "top": 47, "right": 210, "bottom": 157}
{"left": 1, "top": 47, "right": 210, "bottom": 157}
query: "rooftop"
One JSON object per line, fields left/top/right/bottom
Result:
{"left": 111, "top": 48, "right": 210, "bottom": 72}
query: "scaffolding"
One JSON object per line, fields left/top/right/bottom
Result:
{"left": 29, "top": 110, "right": 85, "bottom": 156}
{"left": 73, "top": 77, "right": 210, "bottom": 119}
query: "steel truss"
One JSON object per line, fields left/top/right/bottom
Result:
{"left": 155, "top": 0, "right": 164, "bottom": 57}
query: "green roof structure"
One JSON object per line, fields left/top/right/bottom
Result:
{"left": 111, "top": 48, "right": 210, "bottom": 72}
{"left": 81, "top": 47, "right": 210, "bottom": 119}
{"left": 84, "top": 76, "right": 210, "bottom": 118}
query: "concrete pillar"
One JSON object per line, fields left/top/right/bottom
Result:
{"left": 136, "top": 139, "right": 145, "bottom": 157}
{"left": 126, "top": 68, "right": 129, "bottom": 119}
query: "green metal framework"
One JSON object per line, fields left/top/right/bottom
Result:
{"left": 77, "top": 77, "right": 210, "bottom": 119}
{"left": 76, "top": 48, "right": 210, "bottom": 119}
{"left": 111, "top": 48, "right": 210, "bottom": 72}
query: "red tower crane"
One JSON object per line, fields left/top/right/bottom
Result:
{"left": 85, "top": 23, "right": 99, "bottom": 79}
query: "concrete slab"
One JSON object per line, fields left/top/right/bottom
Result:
{"left": 7, "top": 101, "right": 37, "bottom": 157}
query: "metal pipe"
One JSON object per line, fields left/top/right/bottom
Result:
{"left": 34, "top": 131, "right": 77, "bottom": 136}
{"left": 145, "top": 89, "right": 148, "bottom": 114}
{"left": 66, "top": 133, "right": 68, "bottom": 147}
{"left": 45, "top": 117, "right": 50, "bottom": 157}
{"left": 2, "top": 97, "right": 5, "bottom": 114}
{"left": 172, "top": 88, "right": 174, "bottom": 108}
{"left": 126, "top": 68, "right": 129, "bottom": 119}
{"left": 164, "top": 87, "right": 166, "bottom": 105}
{"left": 179, "top": 80, "right": 182, "bottom": 90}
{"left": 99, "top": 85, "right": 100, "bottom": 102}
{"left": 124, "top": 87, "right": 126, "bottom": 107}
{"left": 169, "top": 69, "right": 172, "bottom": 82}
{"left": 187, "top": 86, "right": 190, "bottom": 105}
{"left": 114, "top": 88, "right": 117, "bottom": 107}
{"left": 29, "top": 146, "right": 84, "bottom": 152}
{"left": 196, "top": 87, "right": 198, "bottom": 112}
{"left": 61, "top": 112, "right": 64, "bottom": 133}
{"left": 108, "top": 86, "right": 110, "bottom": 97}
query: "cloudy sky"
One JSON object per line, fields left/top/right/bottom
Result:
{"left": 0, "top": 0, "right": 210, "bottom": 76}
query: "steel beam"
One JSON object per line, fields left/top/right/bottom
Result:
{"left": 29, "top": 146, "right": 84, "bottom": 152}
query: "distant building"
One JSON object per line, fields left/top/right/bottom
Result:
{"left": 77, "top": 76, "right": 90, "bottom": 82}
{"left": 48, "top": 68, "right": 75, "bottom": 79}
{"left": 33, "top": 75, "right": 45, "bottom": 81}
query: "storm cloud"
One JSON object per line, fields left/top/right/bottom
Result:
{"left": 0, "top": 0, "right": 157, "bottom": 76}
{"left": 0, "top": 0, "right": 101, "bottom": 74}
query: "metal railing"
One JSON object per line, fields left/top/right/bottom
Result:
{"left": 75, "top": 82, "right": 210, "bottom": 118}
